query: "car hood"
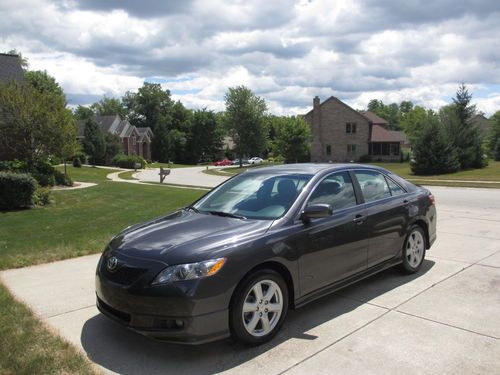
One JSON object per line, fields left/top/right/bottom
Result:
{"left": 108, "top": 210, "right": 272, "bottom": 262}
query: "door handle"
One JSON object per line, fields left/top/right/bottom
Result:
{"left": 403, "top": 199, "right": 410, "bottom": 208}
{"left": 353, "top": 214, "right": 366, "bottom": 225}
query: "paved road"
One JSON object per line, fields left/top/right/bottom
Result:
{"left": 135, "top": 166, "right": 229, "bottom": 188}
{"left": 1, "top": 187, "right": 499, "bottom": 374}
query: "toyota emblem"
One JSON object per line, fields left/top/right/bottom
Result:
{"left": 107, "top": 256, "right": 118, "bottom": 271}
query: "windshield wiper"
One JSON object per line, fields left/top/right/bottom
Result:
{"left": 185, "top": 205, "right": 200, "bottom": 213}
{"left": 206, "top": 210, "right": 247, "bottom": 220}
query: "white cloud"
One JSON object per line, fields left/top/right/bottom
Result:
{"left": 1, "top": 0, "right": 499, "bottom": 115}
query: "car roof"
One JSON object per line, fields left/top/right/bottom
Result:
{"left": 243, "top": 163, "right": 391, "bottom": 175}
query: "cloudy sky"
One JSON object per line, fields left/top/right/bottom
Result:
{"left": 1, "top": 0, "right": 500, "bottom": 115}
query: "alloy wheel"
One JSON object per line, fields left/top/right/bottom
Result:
{"left": 242, "top": 280, "right": 283, "bottom": 337}
{"left": 406, "top": 230, "right": 424, "bottom": 268}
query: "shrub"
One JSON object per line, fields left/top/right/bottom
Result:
{"left": 33, "top": 187, "right": 52, "bottom": 206}
{"left": 71, "top": 152, "right": 86, "bottom": 165}
{"left": 32, "top": 172, "right": 55, "bottom": 187}
{"left": 112, "top": 154, "right": 147, "bottom": 169}
{"left": 358, "top": 154, "right": 371, "bottom": 163}
{"left": 54, "top": 169, "right": 73, "bottom": 186}
{"left": 73, "top": 157, "right": 82, "bottom": 168}
{"left": 0, "top": 172, "right": 37, "bottom": 210}
{"left": 495, "top": 140, "right": 500, "bottom": 161}
{"left": 0, "top": 160, "right": 28, "bottom": 173}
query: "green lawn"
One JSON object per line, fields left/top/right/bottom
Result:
{"left": 118, "top": 170, "right": 138, "bottom": 180}
{"left": 0, "top": 166, "right": 204, "bottom": 270}
{"left": 0, "top": 283, "right": 99, "bottom": 375}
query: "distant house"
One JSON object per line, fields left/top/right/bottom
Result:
{"left": 303, "top": 97, "right": 410, "bottom": 162}
{"left": 0, "top": 53, "right": 24, "bottom": 161}
{"left": 77, "top": 115, "right": 153, "bottom": 161}
{"left": 469, "top": 114, "right": 491, "bottom": 135}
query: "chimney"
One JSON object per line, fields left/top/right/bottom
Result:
{"left": 313, "top": 96, "right": 320, "bottom": 110}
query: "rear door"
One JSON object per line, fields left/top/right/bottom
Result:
{"left": 352, "top": 170, "right": 410, "bottom": 268}
{"left": 298, "top": 170, "right": 369, "bottom": 295}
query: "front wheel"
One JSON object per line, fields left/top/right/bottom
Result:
{"left": 398, "top": 225, "right": 426, "bottom": 274}
{"left": 230, "top": 270, "right": 288, "bottom": 344}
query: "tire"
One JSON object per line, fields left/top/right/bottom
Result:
{"left": 230, "top": 269, "right": 289, "bottom": 345}
{"left": 398, "top": 225, "right": 426, "bottom": 274}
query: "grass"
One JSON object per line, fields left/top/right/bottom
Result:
{"left": 0, "top": 283, "right": 99, "bottom": 375}
{"left": 118, "top": 170, "right": 138, "bottom": 180}
{"left": 0, "top": 166, "right": 204, "bottom": 270}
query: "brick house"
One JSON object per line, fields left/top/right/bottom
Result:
{"left": 77, "top": 115, "right": 153, "bottom": 161}
{"left": 303, "top": 96, "right": 409, "bottom": 162}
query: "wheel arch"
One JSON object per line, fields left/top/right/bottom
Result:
{"left": 410, "top": 218, "right": 430, "bottom": 249}
{"left": 230, "top": 261, "right": 296, "bottom": 309}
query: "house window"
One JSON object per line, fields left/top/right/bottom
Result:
{"left": 346, "top": 122, "right": 357, "bottom": 133}
{"left": 326, "top": 144, "right": 332, "bottom": 156}
{"left": 347, "top": 144, "right": 357, "bottom": 155}
{"left": 132, "top": 136, "right": 136, "bottom": 145}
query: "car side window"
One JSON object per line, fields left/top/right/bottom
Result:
{"left": 307, "top": 171, "right": 357, "bottom": 210}
{"left": 354, "top": 170, "right": 391, "bottom": 202}
{"left": 385, "top": 177, "right": 406, "bottom": 196}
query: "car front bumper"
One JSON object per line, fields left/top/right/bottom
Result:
{"left": 95, "top": 254, "right": 231, "bottom": 345}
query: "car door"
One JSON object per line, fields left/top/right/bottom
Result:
{"left": 298, "top": 170, "right": 369, "bottom": 295}
{"left": 352, "top": 170, "right": 410, "bottom": 268}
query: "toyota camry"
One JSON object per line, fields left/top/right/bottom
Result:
{"left": 96, "top": 163, "right": 436, "bottom": 345}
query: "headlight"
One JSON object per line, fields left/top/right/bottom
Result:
{"left": 151, "top": 258, "right": 226, "bottom": 285}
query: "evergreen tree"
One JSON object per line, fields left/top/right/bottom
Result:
{"left": 82, "top": 118, "right": 106, "bottom": 165}
{"left": 410, "top": 114, "right": 460, "bottom": 175}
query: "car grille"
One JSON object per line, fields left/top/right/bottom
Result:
{"left": 101, "top": 263, "right": 148, "bottom": 286}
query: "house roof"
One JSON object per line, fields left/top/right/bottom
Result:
{"left": 304, "top": 96, "right": 372, "bottom": 124}
{"left": 360, "top": 111, "right": 389, "bottom": 125}
{"left": 0, "top": 53, "right": 24, "bottom": 83}
{"left": 76, "top": 115, "right": 124, "bottom": 137}
{"left": 388, "top": 130, "right": 408, "bottom": 143}
{"left": 370, "top": 124, "right": 402, "bottom": 142}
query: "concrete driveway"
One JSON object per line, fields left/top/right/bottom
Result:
{"left": 1, "top": 186, "right": 499, "bottom": 374}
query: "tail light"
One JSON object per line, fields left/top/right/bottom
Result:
{"left": 428, "top": 194, "right": 435, "bottom": 205}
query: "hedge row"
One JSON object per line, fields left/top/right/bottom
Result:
{"left": 111, "top": 154, "right": 147, "bottom": 169}
{"left": 0, "top": 172, "right": 38, "bottom": 210}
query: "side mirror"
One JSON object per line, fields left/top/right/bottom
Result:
{"left": 300, "top": 204, "right": 333, "bottom": 223}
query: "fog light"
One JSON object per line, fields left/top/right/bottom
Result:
{"left": 175, "top": 319, "right": 184, "bottom": 328}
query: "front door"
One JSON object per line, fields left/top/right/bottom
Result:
{"left": 298, "top": 171, "right": 369, "bottom": 295}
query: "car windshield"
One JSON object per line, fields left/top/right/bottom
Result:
{"left": 193, "top": 172, "right": 312, "bottom": 220}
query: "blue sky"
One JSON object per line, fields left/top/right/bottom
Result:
{"left": 1, "top": 0, "right": 499, "bottom": 115}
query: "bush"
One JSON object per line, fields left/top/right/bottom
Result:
{"left": 358, "top": 154, "right": 371, "bottom": 163}
{"left": 495, "top": 140, "right": 500, "bottom": 161}
{"left": 54, "top": 169, "right": 73, "bottom": 186}
{"left": 0, "top": 172, "right": 37, "bottom": 210}
{"left": 33, "top": 187, "right": 52, "bottom": 206}
{"left": 112, "top": 154, "right": 147, "bottom": 169}
{"left": 0, "top": 160, "right": 28, "bottom": 173}
{"left": 71, "top": 152, "right": 86, "bottom": 166}
{"left": 73, "top": 157, "right": 82, "bottom": 168}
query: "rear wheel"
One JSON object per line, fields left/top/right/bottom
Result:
{"left": 398, "top": 225, "right": 426, "bottom": 274}
{"left": 230, "top": 270, "right": 288, "bottom": 344}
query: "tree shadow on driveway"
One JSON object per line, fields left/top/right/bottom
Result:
{"left": 80, "top": 260, "right": 435, "bottom": 375}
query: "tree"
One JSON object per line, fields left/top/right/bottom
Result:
{"left": 104, "top": 133, "right": 122, "bottom": 164}
{"left": 224, "top": 86, "right": 268, "bottom": 166}
{"left": 400, "top": 106, "right": 432, "bottom": 139}
{"left": 25, "top": 70, "right": 65, "bottom": 105}
{"left": 494, "top": 139, "right": 500, "bottom": 161}
{"left": 410, "top": 114, "right": 460, "bottom": 175}
{"left": 489, "top": 111, "right": 500, "bottom": 156}
{"left": 123, "top": 83, "right": 175, "bottom": 161}
{"left": 91, "top": 96, "right": 127, "bottom": 118}
{"left": 366, "top": 99, "right": 402, "bottom": 129}
{"left": 74, "top": 105, "right": 95, "bottom": 121}
{"left": 274, "top": 116, "right": 311, "bottom": 163}
{"left": 82, "top": 118, "right": 106, "bottom": 165}
{"left": 184, "top": 109, "right": 224, "bottom": 163}
{"left": 0, "top": 82, "right": 76, "bottom": 168}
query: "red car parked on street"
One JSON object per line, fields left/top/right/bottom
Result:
{"left": 213, "top": 159, "right": 233, "bottom": 166}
